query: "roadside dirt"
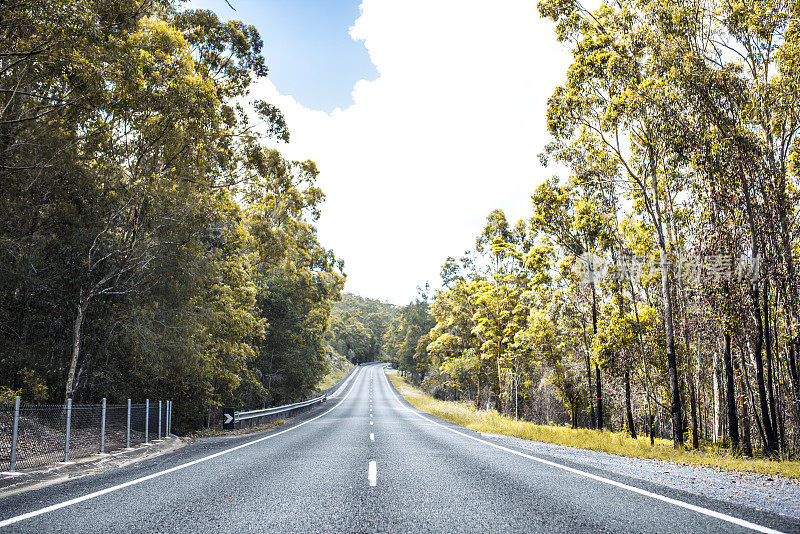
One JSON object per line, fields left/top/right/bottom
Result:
{"left": 0, "top": 436, "right": 185, "bottom": 498}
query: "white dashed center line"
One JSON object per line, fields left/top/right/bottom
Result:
{"left": 368, "top": 461, "right": 377, "bottom": 486}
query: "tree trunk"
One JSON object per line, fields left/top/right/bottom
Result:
{"left": 774, "top": 353, "right": 786, "bottom": 452}
{"left": 695, "top": 345, "right": 704, "bottom": 444}
{"left": 595, "top": 363, "right": 603, "bottom": 430}
{"left": 65, "top": 296, "right": 91, "bottom": 403}
{"left": 763, "top": 282, "right": 778, "bottom": 451}
{"left": 741, "top": 340, "right": 768, "bottom": 449}
{"left": 629, "top": 276, "right": 654, "bottom": 445}
{"left": 723, "top": 331, "right": 740, "bottom": 450}
{"left": 789, "top": 341, "right": 800, "bottom": 403}
{"left": 586, "top": 353, "right": 595, "bottom": 429}
{"left": 590, "top": 281, "right": 602, "bottom": 429}
{"left": 496, "top": 340, "right": 503, "bottom": 414}
{"left": 740, "top": 161, "right": 774, "bottom": 453}
{"left": 649, "top": 168, "right": 682, "bottom": 445}
{"left": 581, "top": 319, "right": 594, "bottom": 429}
{"left": 789, "top": 336, "right": 800, "bottom": 436}
{"left": 689, "top": 377, "right": 699, "bottom": 449}
{"left": 751, "top": 283, "right": 778, "bottom": 453}
{"left": 475, "top": 368, "right": 481, "bottom": 410}
{"left": 735, "top": 346, "right": 753, "bottom": 457}
{"left": 713, "top": 347, "right": 722, "bottom": 443}
{"left": 625, "top": 369, "right": 636, "bottom": 439}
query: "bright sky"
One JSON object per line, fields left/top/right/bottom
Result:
{"left": 188, "top": 0, "right": 571, "bottom": 305}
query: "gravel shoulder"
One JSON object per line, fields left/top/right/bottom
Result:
{"left": 479, "top": 431, "right": 800, "bottom": 521}
{"left": 0, "top": 435, "right": 185, "bottom": 498}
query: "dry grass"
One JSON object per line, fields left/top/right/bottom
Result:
{"left": 189, "top": 419, "right": 286, "bottom": 438}
{"left": 389, "top": 374, "right": 800, "bottom": 479}
{"left": 316, "top": 360, "right": 354, "bottom": 392}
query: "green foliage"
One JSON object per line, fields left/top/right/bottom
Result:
{"left": 0, "top": 387, "right": 21, "bottom": 406}
{"left": 0, "top": 0, "right": 341, "bottom": 431}
{"left": 385, "top": 297, "right": 436, "bottom": 376}
{"left": 417, "top": 0, "right": 800, "bottom": 457}
{"left": 393, "top": 375, "right": 800, "bottom": 479}
{"left": 19, "top": 369, "right": 49, "bottom": 403}
{"left": 329, "top": 294, "right": 396, "bottom": 363}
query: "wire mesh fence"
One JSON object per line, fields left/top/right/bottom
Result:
{"left": 0, "top": 397, "right": 172, "bottom": 472}
{"left": 0, "top": 403, "right": 68, "bottom": 471}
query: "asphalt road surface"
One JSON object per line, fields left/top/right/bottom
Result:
{"left": 1, "top": 363, "right": 798, "bottom": 533}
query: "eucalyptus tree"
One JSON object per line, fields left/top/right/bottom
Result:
{"left": 244, "top": 148, "right": 344, "bottom": 405}
{"left": 659, "top": 0, "right": 798, "bottom": 454}
{"left": 428, "top": 279, "right": 483, "bottom": 402}
{"left": 538, "top": 0, "right": 690, "bottom": 444}
{"left": 0, "top": 1, "right": 353, "bottom": 431}
{"left": 530, "top": 178, "right": 613, "bottom": 427}
{"left": 384, "top": 297, "right": 436, "bottom": 378}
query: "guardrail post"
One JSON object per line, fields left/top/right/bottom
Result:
{"left": 145, "top": 399, "right": 149, "bottom": 444}
{"left": 158, "top": 400, "right": 162, "bottom": 440}
{"left": 9, "top": 396, "right": 20, "bottom": 472}
{"left": 64, "top": 398, "right": 72, "bottom": 462}
{"left": 100, "top": 398, "right": 106, "bottom": 454}
{"left": 126, "top": 399, "right": 131, "bottom": 448}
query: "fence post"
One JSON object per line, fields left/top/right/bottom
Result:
{"left": 145, "top": 399, "right": 149, "bottom": 444}
{"left": 100, "top": 398, "right": 106, "bottom": 454}
{"left": 9, "top": 396, "right": 20, "bottom": 472}
{"left": 126, "top": 399, "right": 131, "bottom": 448}
{"left": 64, "top": 398, "right": 72, "bottom": 462}
{"left": 158, "top": 400, "right": 162, "bottom": 440}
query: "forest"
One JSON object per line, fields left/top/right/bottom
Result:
{"left": 328, "top": 294, "right": 395, "bottom": 363}
{"left": 396, "top": 0, "right": 800, "bottom": 458}
{"left": 327, "top": 292, "right": 433, "bottom": 368}
{"left": 0, "top": 0, "right": 345, "bottom": 431}
{"left": 2, "top": 0, "right": 800, "bottom": 460}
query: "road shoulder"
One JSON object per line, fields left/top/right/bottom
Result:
{"left": 385, "top": 369, "right": 800, "bottom": 526}
{"left": 479, "top": 431, "right": 800, "bottom": 522}
{"left": 0, "top": 436, "right": 185, "bottom": 499}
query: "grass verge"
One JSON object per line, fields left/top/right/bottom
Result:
{"left": 389, "top": 374, "right": 800, "bottom": 479}
{"left": 188, "top": 419, "right": 286, "bottom": 438}
{"left": 316, "top": 359, "right": 354, "bottom": 392}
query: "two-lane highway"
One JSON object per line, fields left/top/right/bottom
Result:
{"left": 1, "top": 364, "right": 797, "bottom": 533}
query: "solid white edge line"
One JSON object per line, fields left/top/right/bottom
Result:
{"left": 368, "top": 460, "right": 377, "bottom": 486}
{"left": 329, "top": 366, "right": 360, "bottom": 399}
{"left": 382, "top": 367, "right": 784, "bottom": 534}
{"left": 0, "top": 367, "right": 367, "bottom": 529}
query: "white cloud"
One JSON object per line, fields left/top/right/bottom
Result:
{"left": 255, "top": 0, "right": 571, "bottom": 304}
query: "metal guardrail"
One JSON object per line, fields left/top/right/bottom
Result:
{"left": 238, "top": 394, "right": 326, "bottom": 421}
{"left": 223, "top": 364, "right": 362, "bottom": 430}
{"left": 223, "top": 395, "right": 326, "bottom": 430}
